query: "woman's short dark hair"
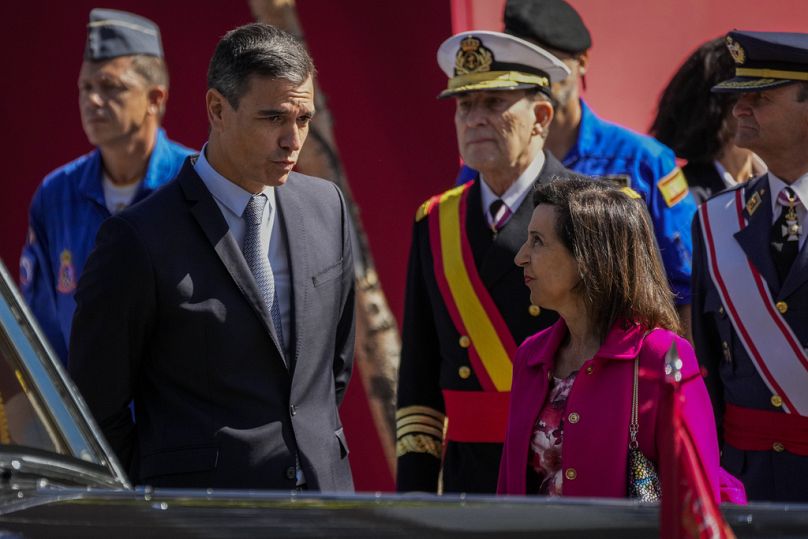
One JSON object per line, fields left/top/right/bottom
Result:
{"left": 651, "top": 38, "right": 736, "bottom": 163}
{"left": 207, "top": 23, "right": 315, "bottom": 109}
{"left": 532, "top": 178, "right": 681, "bottom": 341}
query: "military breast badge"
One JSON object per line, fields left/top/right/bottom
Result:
{"left": 455, "top": 35, "right": 494, "bottom": 75}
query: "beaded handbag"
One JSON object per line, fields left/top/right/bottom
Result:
{"left": 627, "top": 358, "right": 662, "bottom": 501}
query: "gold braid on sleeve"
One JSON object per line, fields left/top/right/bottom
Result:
{"left": 395, "top": 405, "right": 446, "bottom": 458}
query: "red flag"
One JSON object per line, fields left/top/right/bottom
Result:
{"left": 660, "top": 342, "right": 736, "bottom": 539}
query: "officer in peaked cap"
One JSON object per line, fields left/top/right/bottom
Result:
{"left": 396, "top": 31, "right": 580, "bottom": 494}
{"left": 693, "top": 30, "right": 808, "bottom": 502}
{"left": 19, "top": 9, "right": 193, "bottom": 365}
{"left": 455, "top": 0, "right": 697, "bottom": 338}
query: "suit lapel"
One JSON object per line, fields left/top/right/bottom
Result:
{"left": 179, "top": 162, "right": 287, "bottom": 366}
{"left": 276, "top": 176, "right": 309, "bottom": 373}
{"left": 734, "top": 175, "right": 780, "bottom": 297}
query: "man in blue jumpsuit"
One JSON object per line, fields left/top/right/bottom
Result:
{"left": 19, "top": 9, "right": 193, "bottom": 364}
{"left": 459, "top": 0, "right": 696, "bottom": 326}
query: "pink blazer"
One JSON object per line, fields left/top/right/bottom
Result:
{"left": 497, "top": 319, "right": 724, "bottom": 501}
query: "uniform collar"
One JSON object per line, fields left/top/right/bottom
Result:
{"left": 526, "top": 317, "right": 647, "bottom": 368}
{"left": 562, "top": 98, "right": 598, "bottom": 164}
{"left": 77, "top": 128, "right": 173, "bottom": 206}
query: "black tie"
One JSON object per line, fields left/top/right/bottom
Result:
{"left": 770, "top": 186, "right": 802, "bottom": 284}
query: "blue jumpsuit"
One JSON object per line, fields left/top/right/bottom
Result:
{"left": 456, "top": 99, "right": 696, "bottom": 304}
{"left": 19, "top": 129, "right": 194, "bottom": 364}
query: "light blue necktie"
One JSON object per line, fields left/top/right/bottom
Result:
{"left": 243, "top": 194, "right": 284, "bottom": 347}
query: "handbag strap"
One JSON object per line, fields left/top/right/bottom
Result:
{"left": 629, "top": 358, "right": 639, "bottom": 450}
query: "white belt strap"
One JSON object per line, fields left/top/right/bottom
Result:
{"left": 700, "top": 188, "right": 808, "bottom": 416}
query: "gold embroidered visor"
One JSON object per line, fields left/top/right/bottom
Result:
{"left": 439, "top": 70, "right": 550, "bottom": 99}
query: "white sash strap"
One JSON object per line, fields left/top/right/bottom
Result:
{"left": 700, "top": 188, "right": 808, "bottom": 416}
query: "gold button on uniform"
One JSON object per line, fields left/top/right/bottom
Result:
{"left": 718, "top": 306, "right": 725, "bottom": 316}
{"left": 458, "top": 366, "right": 471, "bottom": 379}
{"left": 585, "top": 366, "right": 593, "bottom": 375}
{"left": 528, "top": 304, "right": 541, "bottom": 317}
{"left": 776, "top": 301, "right": 788, "bottom": 314}
{"left": 771, "top": 395, "right": 783, "bottom": 408}
{"left": 568, "top": 412, "right": 580, "bottom": 424}
{"left": 773, "top": 442, "right": 785, "bottom": 453}
{"left": 458, "top": 335, "right": 471, "bottom": 348}
{"left": 565, "top": 468, "right": 577, "bottom": 480}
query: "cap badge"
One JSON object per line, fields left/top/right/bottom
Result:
{"left": 726, "top": 36, "right": 746, "bottom": 65}
{"left": 455, "top": 36, "right": 494, "bottom": 75}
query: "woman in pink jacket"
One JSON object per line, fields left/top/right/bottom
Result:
{"left": 497, "top": 178, "right": 743, "bottom": 502}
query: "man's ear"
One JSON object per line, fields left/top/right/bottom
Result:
{"left": 206, "top": 88, "right": 227, "bottom": 129}
{"left": 146, "top": 85, "right": 168, "bottom": 117}
{"left": 577, "top": 50, "right": 590, "bottom": 76}
{"left": 532, "top": 99, "right": 554, "bottom": 137}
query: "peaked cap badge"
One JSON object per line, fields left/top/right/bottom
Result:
{"left": 726, "top": 36, "right": 746, "bottom": 65}
{"left": 455, "top": 36, "right": 494, "bottom": 75}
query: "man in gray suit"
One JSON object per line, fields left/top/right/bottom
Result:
{"left": 69, "top": 23, "right": 355, "bottom": 491}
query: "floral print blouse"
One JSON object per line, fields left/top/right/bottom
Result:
{"left": 527, "top": 371, "right": 577, "bottom": 495}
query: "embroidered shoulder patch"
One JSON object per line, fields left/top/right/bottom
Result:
{"left": 657, "top": 168, "right": 689, "bottom": 207}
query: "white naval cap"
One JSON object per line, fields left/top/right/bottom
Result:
{"left": 437, "top": 30, "right": 570, "bottom": 98}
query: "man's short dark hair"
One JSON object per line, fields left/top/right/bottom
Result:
{"left": 130, "top": 55, "right": 169, "bottom": 88}
{"left": 207, "top": 23, "right": 315, "bottom": 109}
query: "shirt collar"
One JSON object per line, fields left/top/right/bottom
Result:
{"left": 479, "top": 150, "right": 545, "bottom": 217}
{"left": 194, "top": 142, "right": 275, "bottom": 218}
{"left": 768, "top": 170, "right": 808, "bottom": 214}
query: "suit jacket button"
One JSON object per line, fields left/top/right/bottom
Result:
{"left": 286, "top": 466, "right": 297, "bottom": 480}
{"left": 458, "top": 336, "right": 471, "bottom": 348}
{"left": 528, "top": 305, "right": 541, "bottom": 317}
{"left": 585, "top": 366, "right": 594, "bottom": 375}
{"left": 718, "top": 306, "right": 725, "bottom": 316}
{"left": 290, "top": 404, "right": 297, "bottom": 416}
{"left": 771, "top": 395, "right": 783, "bottom": 408}
{"left": 565, "top": 468, "right": 577, "bottom": 480}
{"left": 567, "top": 412, "right": 580, "bottom": 424}
{"left": 776, "top": 301, "right": 788, "bottom": 314}
{"left": 458, "top": 366, "right": 471, "bottom": 379}
{"left": 773, "top": 442, "right": 785, "bottom": 453}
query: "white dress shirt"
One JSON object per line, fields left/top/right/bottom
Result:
{"left": 768, "top": 171, "right": 808, "bottom": 251}
{"left": 479, "top": 151, "right": 545, "bottom": 228}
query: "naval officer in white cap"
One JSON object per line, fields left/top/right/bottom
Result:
{"left": 396, "top": 30, "right": 578, "bottom": 493}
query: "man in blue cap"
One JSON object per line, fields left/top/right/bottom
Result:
{"left": 458, "top": 0, "right": 696, "bottom": 330}
{"left": 19, "top": 9, "right": 194, "bottom": 364}
{"left": 693, "top": 30, "right": 808, "bottom": 502}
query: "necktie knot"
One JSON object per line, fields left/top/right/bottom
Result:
{"left": 489, "top": 199, "right": 512, "bottom": 231}
{"left": 777, "top": 186, "right": 801, "bottom": 208}
{"left": 244, "top": 194, "right": 267, "bottom": 226}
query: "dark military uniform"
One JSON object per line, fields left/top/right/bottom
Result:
{"left": 396, "top": 152, "right": 570, "bottom": 493}
{"left": 693, "top": 175, "right": 808, "bottom": 502}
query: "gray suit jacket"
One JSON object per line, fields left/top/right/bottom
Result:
{"left": 69, "top": 158, "right": 355, "bottom": 491}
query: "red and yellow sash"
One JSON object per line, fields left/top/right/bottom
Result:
{"left": 423, "top": 181, "right": 518, "bottom": 393}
